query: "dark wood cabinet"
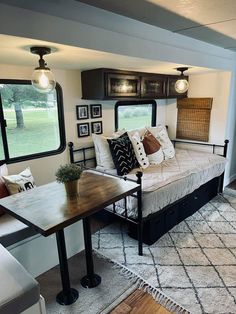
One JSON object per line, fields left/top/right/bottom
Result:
{"left": 106, "top": 73, "right": 140, "bottom": 98}
{"left": 167, "top": 75, "right": 188, "bottom": 98}
{"left": 141, "top": 75, "right": 166, "bottom": 98}
{"left": 81, "top": 68, "right": 188, "bottom": 100}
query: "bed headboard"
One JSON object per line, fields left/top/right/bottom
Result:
{"left": 68, "top": 142, "right": 96, "bottom": 167}
{"left": 172, "top": 139, "right": 229, "bottom": 158}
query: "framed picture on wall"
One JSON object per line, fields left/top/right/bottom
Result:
{"left": 76, "top": 105, "right": 89, "bottom": 120}
{"left": 90, "top": 104, "right": 102, "bottom": 118}
{"left": 77, "top": 123, "right": 90, "bottom": 137}
{"left": 91, "top": 121, "right": 103, "bottom": 134}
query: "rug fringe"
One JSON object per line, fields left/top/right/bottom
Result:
{"left": 94, "top": 250, "right": 190, "bottom": 314}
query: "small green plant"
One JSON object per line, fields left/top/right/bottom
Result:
{"left": 55, "top": 164, "right": 83, "bottom": 183}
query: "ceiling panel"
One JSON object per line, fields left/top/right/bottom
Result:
{"left": 78, "top": 0, "right": 199, "bottom": 31}
{"left": 78, "top": 0, "right": 236, "bottom": 50}
{"left": 178, "top": 22, "right": 236, "bottom": 48}
{"left": 147, "top": 0, "right": 236, "bottom": 27}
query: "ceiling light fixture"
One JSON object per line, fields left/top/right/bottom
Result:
{"left": 30, "top": 46, "right": 56, "bottom": 93}
{"left": 175, "top": 67, "right": 189, "bottom": 94}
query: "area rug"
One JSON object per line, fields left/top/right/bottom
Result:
{"left": 93, "top": 193, "right": 236, "bottom": 314}
{"left": 37, "top": 250, "right": 185, "bottom": 313}
{"left": 37, "top": 251, "right": 136, "bottom": 314}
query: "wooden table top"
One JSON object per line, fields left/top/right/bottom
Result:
{"left": 0, "top": 171, "right": 140, "bottom": 236}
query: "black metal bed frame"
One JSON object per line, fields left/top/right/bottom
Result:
{"left": 68, "top": 142, "right": 144, "bottom": 255}
{"left": 68, "top": 139, "right": 229, "bottom": 255}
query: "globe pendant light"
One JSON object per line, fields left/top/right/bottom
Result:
{"left": 175, "top": 67, "right": 189, "bottom": 94}
{"left": 30, "top": 46, "right": 56, "bottom": 93}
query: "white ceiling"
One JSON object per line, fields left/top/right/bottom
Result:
{"left": 0, "top": 34, "right": 214, "bottom": 75}
{"left": 78, "top": 0, "right": 236, "bottom": 51}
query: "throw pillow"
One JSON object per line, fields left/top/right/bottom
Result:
{"left": 107, "top": 132, "right": 138, "bottom": 176}
{"left": 142, "top": 130, "right": 164, "bottom": 164}
{"left": 148, "top": 125, "right": 175, "bottom": 159}
{"left": 142, "top": 130, "right": 161, "bottom": 155}
{"left": 0, "top": 164, "right": 9, "bottom": 216}
{"left": 92, "top": 134, "right": 115, "bottom": 169}
{"left": 128, "top": 131, "right": 149, "bottom": 169}
{"left": 3, "top": 168, "right": 36, "bottom": 195}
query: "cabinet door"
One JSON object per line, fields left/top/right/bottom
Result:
{"left": 167, "top": 76, "right": 188, "bottom": 98}
{"left": 141, "top": 76, "right": 166, "bottom": 98}
{"left": 106, "top": 73, "right": 140, "bottom": 98}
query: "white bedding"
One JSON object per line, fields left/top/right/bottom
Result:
{"left": 103, "top": 148, "right": 226, "bottom": 218}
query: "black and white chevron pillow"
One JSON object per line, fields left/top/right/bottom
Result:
{"left": 107, "top": 133, "right": 138, "bottom": 176}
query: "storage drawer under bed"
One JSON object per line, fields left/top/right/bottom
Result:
{"left": 129, "top": 176, "right": 220, "bottom": 245}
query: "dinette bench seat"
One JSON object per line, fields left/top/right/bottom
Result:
{"left": 0, "top": 243, "right": 42, "bottom": 314}
{"left": 0, "top": 213, "right": 37, "bottom": 247}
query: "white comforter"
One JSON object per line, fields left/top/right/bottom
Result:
{"left": 105, "top": 148, "right": 226, "bottom": 218}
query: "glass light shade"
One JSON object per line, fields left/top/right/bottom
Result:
{"left": 175, "top": 78, "right": 189, "bottom": 94}
{"left": 31, "top": 69, "right": 56, "bottom": 93}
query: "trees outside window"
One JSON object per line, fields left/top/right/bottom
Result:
{"left": 0, "top": 80, "right": 65, "bottom": 162}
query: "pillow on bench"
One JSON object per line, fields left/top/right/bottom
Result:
{"left": 3, "top": 167, "right": 36, "bottom": 195}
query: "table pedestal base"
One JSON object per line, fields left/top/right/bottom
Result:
{"left": 81, "top": 274, "right": 101, "bottom": 288}
{"left": 56, "top": 230, "right": 79, "bottom": 305}
{"left": 56, "top": 288, "right": 79, "bottom": 305}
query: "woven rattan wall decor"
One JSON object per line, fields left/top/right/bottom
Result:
{"left": 176, "top": 98, "right": 213, "bottom": 142}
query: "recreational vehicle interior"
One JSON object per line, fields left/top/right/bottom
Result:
{"left": 0, "top": 1, "right": 236, "bottom": 313}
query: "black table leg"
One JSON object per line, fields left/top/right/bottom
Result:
{"left": 81, "top": 216, "right": 101, "bottom": 288}
{"left": 56, "top": 229, "right": 79, "bottom": 305}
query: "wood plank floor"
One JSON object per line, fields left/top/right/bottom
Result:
{"left": 110, "top": 289, "right": 172, "bottom": 314}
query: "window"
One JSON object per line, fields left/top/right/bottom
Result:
{"left": 0, "top": 79, "right": 65, "bottom": 163}
{"left": 115, "top": 100, "right": 157, "bottom": 131}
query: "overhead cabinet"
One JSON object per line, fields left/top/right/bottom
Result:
{"left": 81, "top": 68, "right": 188, "bottom": 100}
{"left": 141, "top": 75, "right": 166, "bottom": 98}
{"left": 106, "top": 73, "right": 140, "bottom": 98}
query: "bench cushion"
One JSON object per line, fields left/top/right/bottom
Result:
{"left": 0, "top": 244, "right": 39, "bottom": 314}
{"left": 0, "top": 214, "right": 37, "bottom": 247}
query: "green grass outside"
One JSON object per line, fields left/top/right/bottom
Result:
{"left": 119, "top": 115, "right": 151, "bottom": 130}
{"left": 0, "top": 109, "right": 60, "bottom": 159}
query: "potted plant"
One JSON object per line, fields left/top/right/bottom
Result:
{"left": 55, "top": 163, "right": 83, "bottom": 197}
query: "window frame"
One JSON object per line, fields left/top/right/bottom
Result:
{"left": 0, "top": 79, "right": 66, "bottom": 164}
{"left": 114, "top": 99, "right": 157, "bottom": 131}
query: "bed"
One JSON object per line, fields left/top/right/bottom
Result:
{"left": 69, "top": 136, "right": 229, "bottom": 256}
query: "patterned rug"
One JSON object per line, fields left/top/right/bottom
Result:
{"left": 93, "top": 193, "right": 236, "bottom": 314}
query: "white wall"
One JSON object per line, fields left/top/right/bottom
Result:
{"left": 165, "top": 71, "right": 231, "bottom": 145}
{"left": 225, "top": 69, "right": 236, "bottom": 185}
{"left": 188, "top": 72, "right": 231, "bottom": 144}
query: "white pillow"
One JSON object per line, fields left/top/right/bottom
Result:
{"left": 147, "top": 149, "right": 164, "bottom": 164}
{"left": 92, "top": 134, "right": 115, "bottom": 169}
{"left": 128, "top": 127, "right": 146, "bottom": 138}
{"left": 147, "top": 125, "right": 175, "bottom": 160}
{"left": 128, "top": 131, "right": 149, "bottom": 169}
{"left": 3, "top": 168, "right": 36, "bottom": 195}
{"left": 113, "top": 127, "right": 146, "bottom": 138}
